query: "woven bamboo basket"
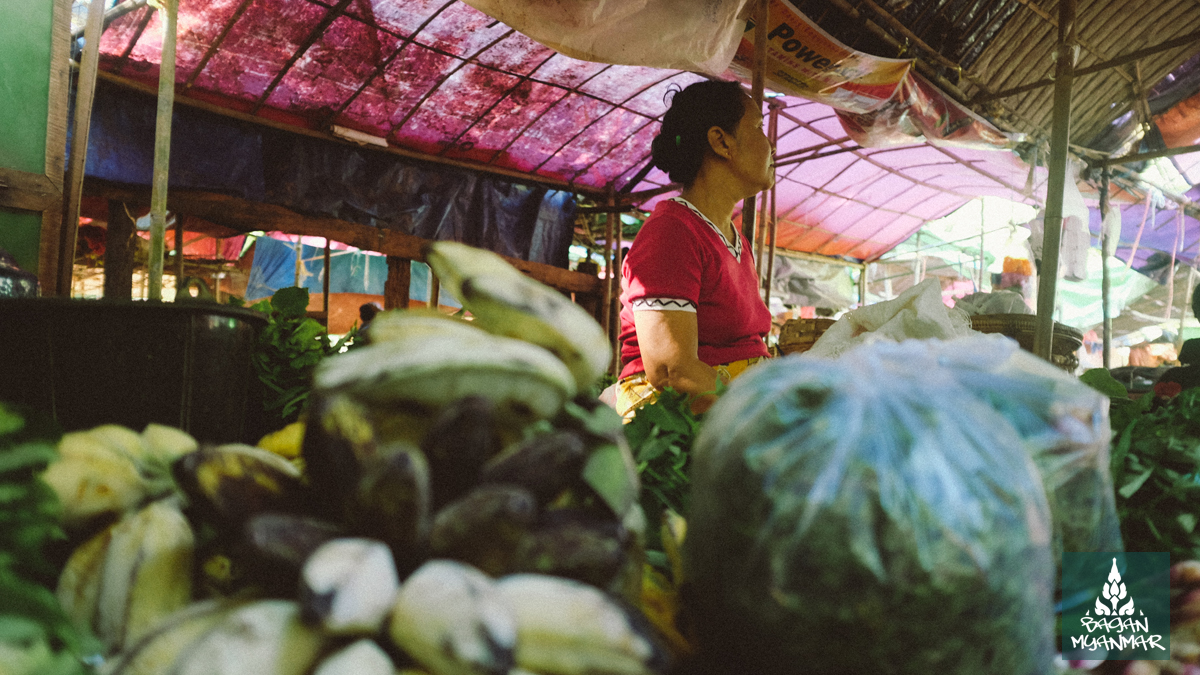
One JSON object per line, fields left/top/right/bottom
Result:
{"left": 968, "top": 313, "right": 1083, "bottom": 372}
{"left": 777, "top": 318, "right": 837, "bottom": 356}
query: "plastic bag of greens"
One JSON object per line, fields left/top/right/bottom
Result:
{"left": 683, "top": 337, "right": 1056, "bottom": 675}
{"left": 931, "top": 335, "right": 1122, "bottom": 557}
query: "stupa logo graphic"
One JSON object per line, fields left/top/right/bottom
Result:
{"left": 1063, "top": 552, "right": 1168, "bottom": 660}
{"left": 1071, "top": 557, "right": 1165, "bottom": 655}
{"left": 1093, "top": 558, "right": 1135, "bottom": 616}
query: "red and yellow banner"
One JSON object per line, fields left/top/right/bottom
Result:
{"left": 732, "top": 0, "right": 1015, "bottom": 150}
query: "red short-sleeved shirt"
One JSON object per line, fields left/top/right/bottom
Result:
{"left": 618, "top": 198, "right": 771, "bottom": 380}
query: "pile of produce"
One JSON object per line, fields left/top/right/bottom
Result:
{"left": 1082, "top": 369, "right": 1200, "bottom": 561}
{"left": 27, "top": 242, "right": 675, "bottom": 675}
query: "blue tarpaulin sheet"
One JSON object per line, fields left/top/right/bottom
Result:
{"left": 244, "top": 235, "right": 459, "bottom": 307}
{"left": 81, "top": 83, "right": 576, "bottom": 270}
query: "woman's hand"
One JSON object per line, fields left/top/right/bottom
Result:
{"left": 633, "top": 310, "right": 723, "bottom": 413}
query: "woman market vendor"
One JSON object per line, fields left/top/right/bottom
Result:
{"left": 616, "top": 80, "right": 775, "bottom": 419}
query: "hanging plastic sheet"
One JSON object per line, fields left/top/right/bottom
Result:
{"left": 459, "top": 0, "right": 751, "bottom": 76}
{"left": 81, "top": 82, "right": 266, "bottom": 201}
{"left": 82, "top": 84, "right": 576, "bottom": 270}
{"left": 260, "top": 128, "right": 575, "bottom": 268}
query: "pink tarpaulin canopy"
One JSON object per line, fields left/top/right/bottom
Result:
{"left": 91, "top": 0, "right": 1062, "bottom": 261}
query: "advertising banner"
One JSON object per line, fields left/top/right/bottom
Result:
{"left": 732, "top": 0, "right": 1015, "bottom": 149}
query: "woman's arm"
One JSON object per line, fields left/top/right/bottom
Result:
{"left": 633, "top": 310, "right": 725, "bottom": 413}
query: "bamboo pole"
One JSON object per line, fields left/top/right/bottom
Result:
{"left": 293, "top": 236, "right": 302, "bottom": 288}
{"left": 174, "top": 213, "right": 184, "bottom": 291}
{"left": 1032, "top": 0, "right": 1077, "bottom": 361}
{"left": 59, "top": 0, "right": 105, "bottom": 296}
{"left": 743, "top": 0, "right": 768, "bottom": 245}
{"left": 1180, "top": 266, "right": 1197, "bottom": 357}
{"left": 1100, "top": 168, "right": 1113, "bottom": 369}
{"left": 763, "top": 101, "right": 781, "bottom": 310}
{"left": 611, "top": 200, "right": 625, "bottom": 378}
{"left": 428, "top": 268, "right": 440, "bottom": 310}
{"left": 147, "top": 0, "right": 177, "bottom": 301}
{"left": 601, "top": 189, "right": 616, "bottom": 339}
{"left": 323, "top": 239, "right": 331, "bottom": 316}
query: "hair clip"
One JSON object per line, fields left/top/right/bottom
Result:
{"left": 674, "top": 135, "right": 681, "bottom": 147}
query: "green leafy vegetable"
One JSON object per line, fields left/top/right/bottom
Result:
{"left": 249, "top": 287, "right": 358, "bottom": 430}
{"left": 623, "top": 388, "right": 703, "bottom": 523}
{"left": 1097, "top": 382, "right": 1200, "bottom": 560}
{"left": 0, "top": 402, "right": 97, "bottom": 673}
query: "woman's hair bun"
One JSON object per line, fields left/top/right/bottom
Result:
{"left": 650, "top": 80, "right": 748, "bottom": 186}
{"left": 650, "top": 132, "right": 683, "bottom": 176}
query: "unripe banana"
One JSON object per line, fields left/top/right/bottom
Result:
{"left": 495, "top": 574, "right": 670, "bottom": 675}
{"left": 172, "top": 444, "right": 306, "bottom": 525}
{"left": 140, "top": 424, "right": 199, "bottom": 465}
{"left": 314, "top": 332, "right": 575, "bottom": 421}
{"left": 96, "top": 500, "right": 195, "bottom": 653}
{"left": 389, "top": 560, "right": 516, "bottom": 675}
{"left": 100, "top": 598, "right": 245, "bottom": 675}
{"left": 69, "top": 425, "right": 145, "bottom": 463}
{"left": 42, "top": 441, "right": 147, "bottom": 527}
{"left": 311, "top": 639, "right": 396, "bottom": 675}
{"left": 367, "top": 310, "right": 486, "bottom": 345}
{"left": 424, "top": 241, "right": 610, "bottom": 391}
{"left": 56, "top": 522, "right": 117, "bottom": 634}
{"left": 299, "top": 538, "right": 400, "bottom": 635}
{"left": 169, "top": 600, "right": 326, "bottom": 675}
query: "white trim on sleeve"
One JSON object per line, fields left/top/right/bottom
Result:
{"left": 632, "top": 297, "right": 697, "bottom": 312}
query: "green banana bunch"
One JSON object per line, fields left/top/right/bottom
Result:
{"left": 57, "top": 499, "right": 195, "bottom": 654}
{"left": 310, "top": 639, "right": 396, "bottom": 675}
{"left": 43, "top": 423, "right": 198, "bottom": 528}
{"left": 168, "top": 600, "right": 326, "bottom": 675}
{"left": 98, "top": 598, "right": 246, "bottom": 675}
{"left": 172, "top": 444, "right": 307, "bottom": 526}
{"left": 299, "top": 538, "right": 400, "bottom": 635}
{"left": 424, "top": 241, "right": 610, "bottom": 391}
{"left": 314, "top": 321, "right": 576, "bottom": 421}
{"left": 389, "top": 560, "right": 517, "bottom": 675}
{"left": 496, "top": 574, "right": 671, "bottom": 675}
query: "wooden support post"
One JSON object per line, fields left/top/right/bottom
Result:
{"left": 1100, "top": 168, "right": 1113, "bottom": 368}
{"left": 1179, "top": 265, "right": 1195, "bottom": 355}
{"left": 763, "top": 100, "right": 781, "bottom": 309}
{"left": 293, "top": 235, "right": 303, "bottom": 288}
{"left": 103, "top": 199, "right": 136, "bottom": 299}
{"left": 323, "top": 238, "right": 331, "bottom": 315}
{"left": 174, "top": 212, "right": 185, "bottom": 290}
{"left": 978, "top": 199, "right": 986, "bottom": 290}
{"left": 384, "top": 256, "right": 410, "bottom": 310}
{"left": 743, "top": 0, "right": 769, "bottom": 245}
{"left": 611, "top": 211, "right": 624, "bottom": 378}
{"left": 860, "top": 264, "right": 869, "bottom": 307}
{"left": 1032, "top": 0, "right": 1076, "bottom": 361}
{"left": 428, "top": 267, "right": 440, "bottom": 310}
{"left": 214, "top": 236, "right": 223, "bottom": 302}
{"left": 58, "top": 0, "right": 105, "bottom": 296}
{"left": 601, "top": 190, "right": 617, "bottom": 339}
{"left": 146, "top": 0, "right": 177, "bottom": 301}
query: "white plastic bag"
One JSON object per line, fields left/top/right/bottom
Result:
{"left": 807, "top": 277, "right": 973, "bottom": 358}
{"left": 459, "top": 0, "right": 751, "bottom": 75}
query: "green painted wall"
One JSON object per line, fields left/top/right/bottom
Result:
{"left": 0, "top": 0, "right": 56, "bottom": 274}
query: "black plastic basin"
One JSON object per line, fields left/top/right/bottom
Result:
{"left": 0, "top": 298, "right": 267, "bottom": 443}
